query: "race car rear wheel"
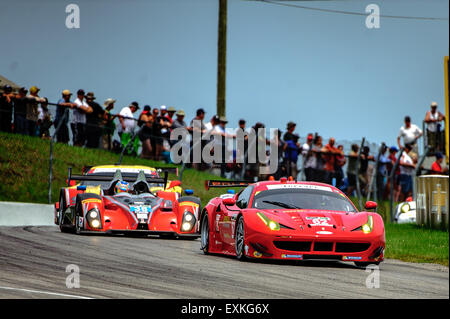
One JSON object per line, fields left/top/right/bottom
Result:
{"left": 200, "top": 212, "right": 210, "bottom": 254}
{"left": 235, "top": 215, "right": 247, "bottom": 261}
{"left": 58, "top": 192, "right": 73, "bottom": 233}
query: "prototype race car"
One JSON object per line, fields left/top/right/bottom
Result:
{"left": 200, "top": 178, "right": 385, "bottom": 267}
{"left": 55, "top": 165, "right": 201, "bottom": 238}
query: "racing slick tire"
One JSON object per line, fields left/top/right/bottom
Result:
{"left": 235, "top": 215, "right": 247, "bottom": 261}
{"left": 200, "top": 212, "right": 210, "bottom": 254}
{"left": 74, "top": 194, "right": 85, "bottom": 235}
{"left": 354, "top": 261, "right": 380, "bottom": 268}
{"left": 58, "top": 191, "right": 74, "bottom": 233}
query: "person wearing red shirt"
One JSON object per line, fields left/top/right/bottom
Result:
{"left": 321, "top": 137, "right": 340, "bottom": 185}
{"left": 431, "top": 152, "right": 448, "bottom": 174}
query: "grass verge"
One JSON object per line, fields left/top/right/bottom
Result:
{"left": 0, "top": 132, "right": 225, "bottom": 207}
{"left": 384, "top": 223, "right": 449, "bottom": 266}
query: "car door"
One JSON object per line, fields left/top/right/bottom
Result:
{"left": 218, "top": 186, "right": 254, "bottom": 246}
{"left": 217, "top": 201, "right": 234, "bottom": 246}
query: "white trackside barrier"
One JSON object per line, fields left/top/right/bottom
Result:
{"left": 0, "top": 201, "right": 54, "bottom": 226}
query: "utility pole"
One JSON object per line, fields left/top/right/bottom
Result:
{"left": 217, "top": 0, "right": 227, "bottom": 118}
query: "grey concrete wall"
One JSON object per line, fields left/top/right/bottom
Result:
{"left": 0, "top": 201, "right": 54, "bottom": 226}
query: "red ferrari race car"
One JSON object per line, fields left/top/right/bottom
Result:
{"left": 199, "top": 179, "right": 385, "bottom": 267}
{"left": 55, "top": 165, "right": 201, "bottom": 238}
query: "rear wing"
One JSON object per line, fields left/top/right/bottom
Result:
{"left": 205, "top": 180, "right": 250, "bottom": 191}
{"left": 80, "top": 165, "right": 178, "bottom": 176}
{"left": 68, "top": 168, "right": 169, "bottom": 189}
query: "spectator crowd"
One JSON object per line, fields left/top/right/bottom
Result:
{"left": 0, "top": 84, "right": 448, "bottom": 203}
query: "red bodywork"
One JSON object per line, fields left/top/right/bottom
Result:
{"left": 201, "top": 180, "right": 385, "bottom": 264}
{"left": 54, "top": 166, "right": 200, "bottom": 238}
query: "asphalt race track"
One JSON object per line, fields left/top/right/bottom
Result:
{"left": 0, "top": 226, "right": 448, "bottom": 299}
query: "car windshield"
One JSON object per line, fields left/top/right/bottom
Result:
{"left": 252, "top": 189, "right": 357, "bottom": 212}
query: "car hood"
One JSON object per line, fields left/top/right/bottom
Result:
{"left": 259, "top": 209, "right": 370, "bottom": 231}
{"left": 104, "top": 194, "right": 164, "bottom": 223}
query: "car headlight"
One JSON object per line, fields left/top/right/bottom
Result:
{"left": 361, "top": 215, "right": 373, "bottom": 234}
{"left": 86, "top": 208, "right": 101, "bottom": 229}
{"left": 400, "top": 203, "right": 410, "bottom": 214}
{"left": 89, "top": 210, "right": 98, "bottom": 219}
{"left": 257, "top": 212, "right": 280, "bottom": 231}
{"left": 181, "top": 211, "right": 196, "bottom": 232}
{"left": 182, "top": 222, "right": 192, "bottom": 231}
{"left": 91, "top": 219, "right": 101, "bottom": 228}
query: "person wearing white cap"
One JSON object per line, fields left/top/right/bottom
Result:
{"left": 424, "top": 101, "right": 445, "bottom": 153}
{"left": 160, "top": 105, "right": 167, "bottom": 117}
{"left": 213, "top": 116, "right": 236, "bottom": 177}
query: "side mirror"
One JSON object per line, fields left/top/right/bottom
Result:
{"left": 161, "top": 200, "right": 173, "bottom": 211}
{"left": 223, "top": 198, "right": 236, "bottom": 206}
{"left": 364, "top": 201, "right": 377, "bottom": 210}
{"left": 185, "top": 189, "right": 194, "bottom": 195}
{"left": 168, "top": 180, "right": 181, "bottom": 189}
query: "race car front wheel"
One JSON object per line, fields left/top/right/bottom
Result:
{"left": 74, "top": 198, "right": 83, "bottom": 235}
{"left": 200, "top": 212, "right": 210, "bottom": 254}
{"left": 235, "top": 215, "right": 246, "bottom": 261}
